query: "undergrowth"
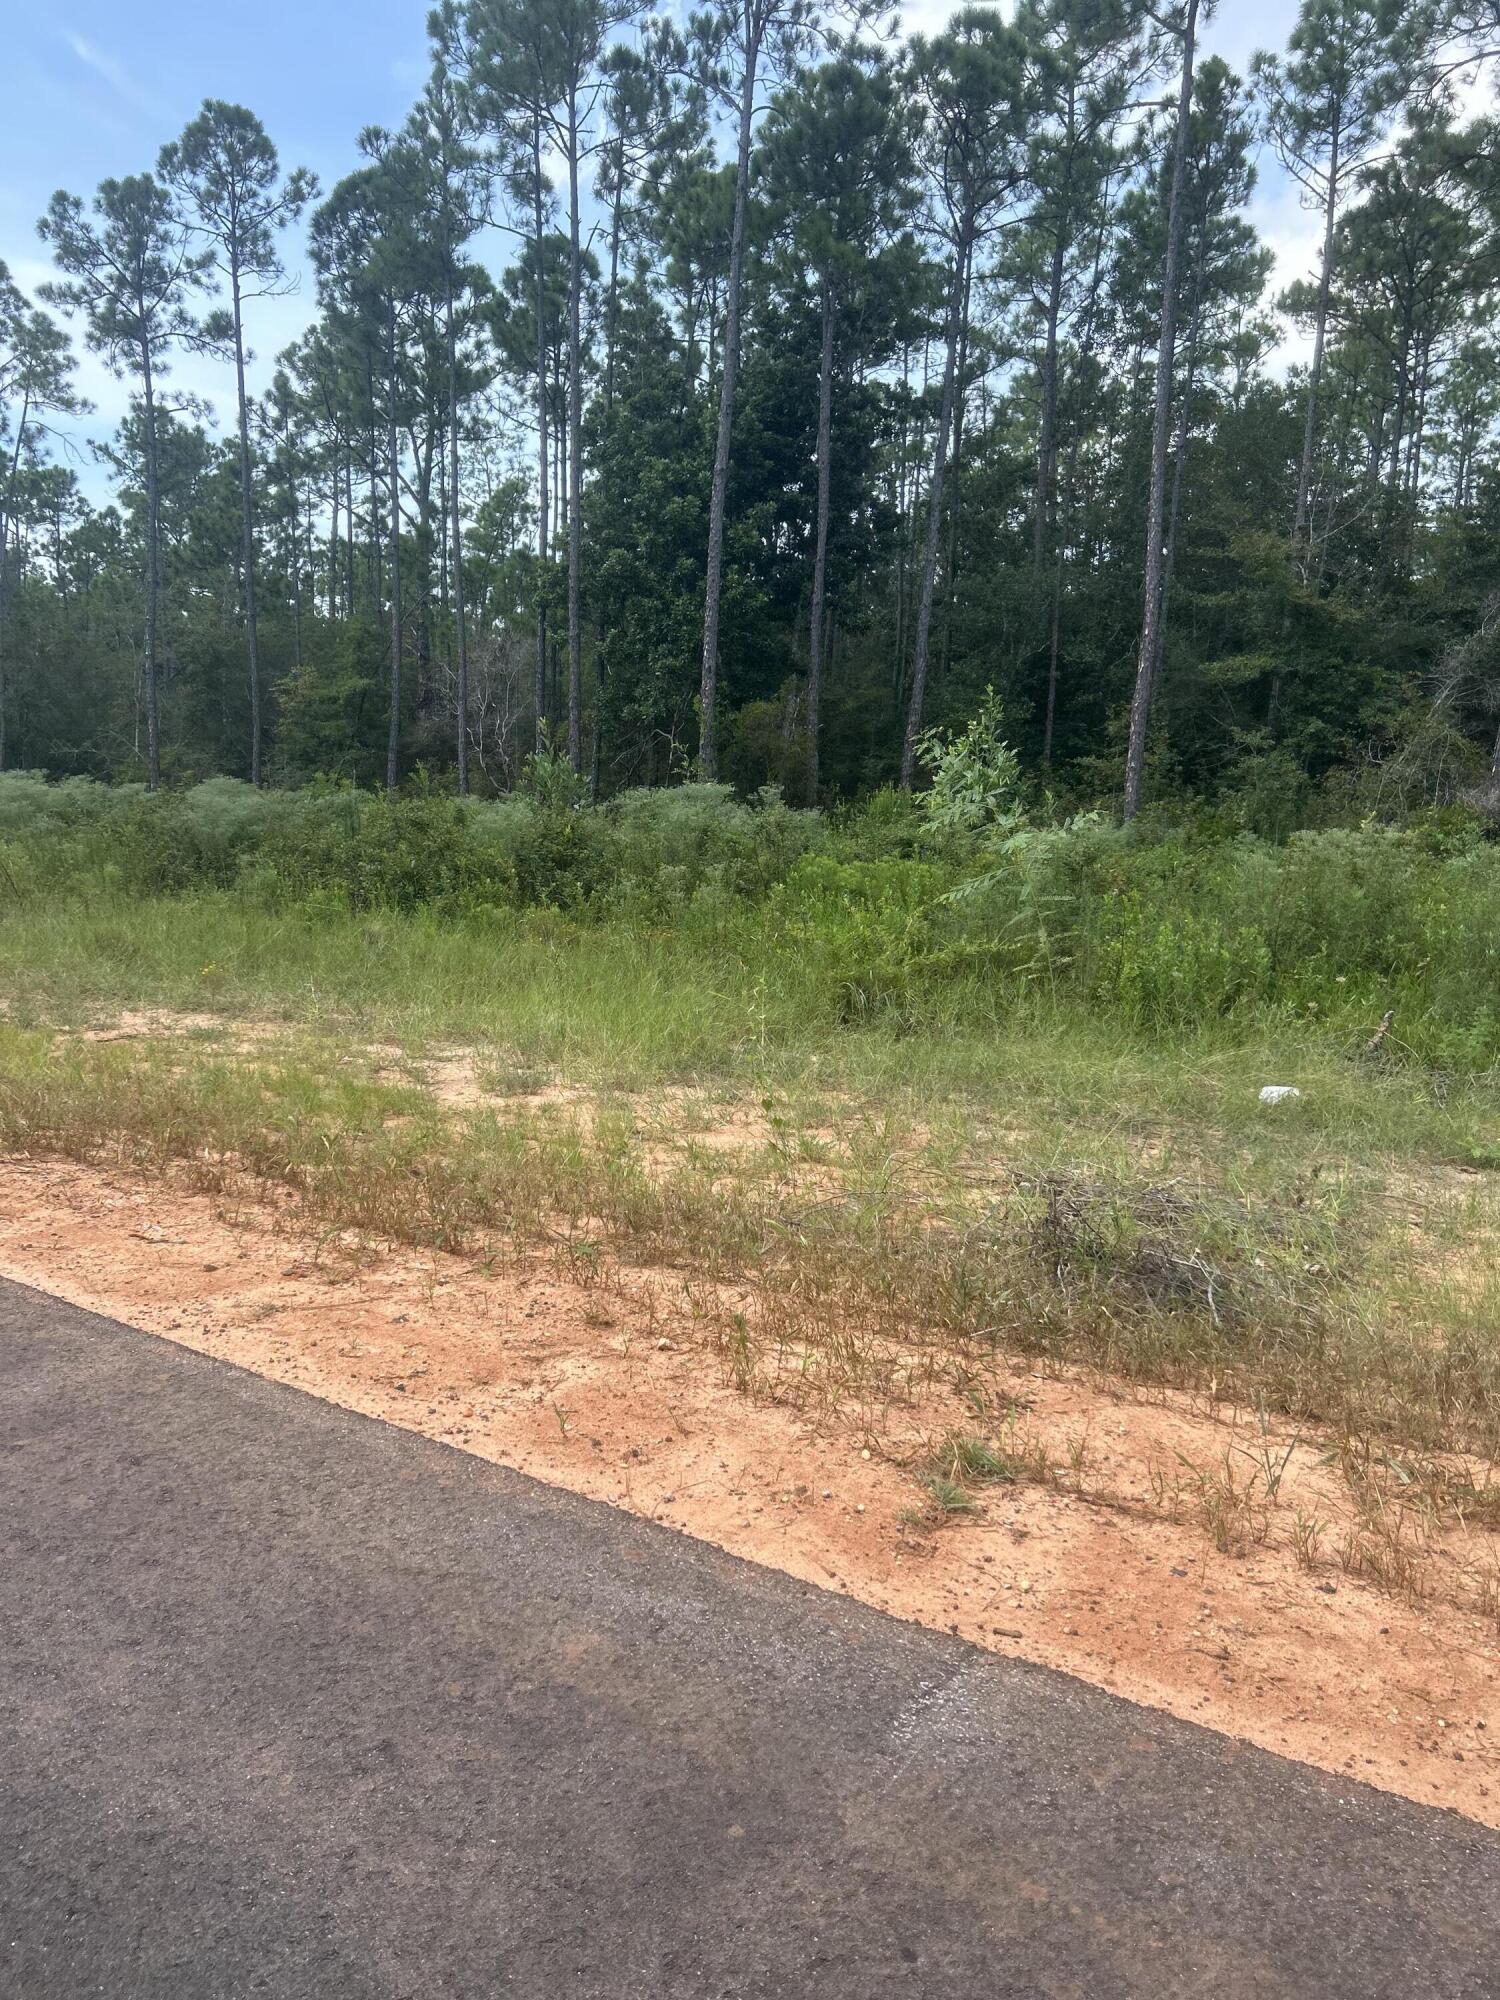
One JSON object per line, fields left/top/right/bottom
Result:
{"left": 5, "top": 770, "right": 1500, "bottom": 1066}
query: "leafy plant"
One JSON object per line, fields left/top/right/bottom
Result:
{"left": 915, "top": 686, "right": 1024, "bottom": 839}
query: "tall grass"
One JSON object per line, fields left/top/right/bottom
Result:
{"left": 5, "top": 771, "right": 1500, "bottom": 1068}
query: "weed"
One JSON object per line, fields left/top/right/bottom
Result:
{"left": 1146, "top": 1452, "right": 1187, "bottom": 1521}
{"left": 716, "top": 1313, "right": 762, "bottom": 1399}
{"left": 1467, "top": 1556, "right": 1500, "bottom": 1627}
{"left": 916, "top": 1425, "right": 1056, "bottom": 1526}
{"left": 1291, "top": 1509, "right": 1326, "bottom": 1570}
{"left": 919, "top": 1475, "right": 978, "bottom": 1518}
{"left": 1339, "top": 1522, "right": 1428, "bottom": 1600}
{"left": 1237, "top": 1403, "right": 1302, "bottom": 1504}
{"left": 1175, "top": 1449, "right": 1269, "bottom": 1557}
{"left": 1062, "top": 1428, "right": 1094, "bottom": 1495}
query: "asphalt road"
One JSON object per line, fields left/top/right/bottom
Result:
{"left": 2, "top": 1276, "right": 1497, "bottom": 1999}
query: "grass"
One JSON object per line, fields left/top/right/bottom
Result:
{"left": 2, "top": 885, "right": 1500, "bottom": 1601}
{"left": 0, "top": 893, "right": 751, "bottom": 1077}
{"left": 915, "top": 1425, "right": 1059, "bottom": 1521}
{"left": 5, "top": 887, "right": 1499, "bottom": 1153}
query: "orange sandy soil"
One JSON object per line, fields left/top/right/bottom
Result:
{"left": 1, "top": 1152, "right": 1496, "bottom": 1826}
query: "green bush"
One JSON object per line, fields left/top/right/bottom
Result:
{"left": 249, "top": 791, "right": 509, "bottom": 913}
{"left": 1096, "top": 898, "right": 1272, "bottom": 1033}
{"left": 829, "top": 786, "right": 933, "bottom": 863}
{"left": 11, "top": 771, "right": 1500, "bottom": 1069}
{"left": 604, "top": 783, "right": 824, "bottom": 911}
{"left": 0, "top": 775, "right": 288, "bottom": 894}
{"left": 0, "top": 771, "right": 118, "bottom": 837}
{"left": 767, "top": 855, "right": 949, "bottom": 1023}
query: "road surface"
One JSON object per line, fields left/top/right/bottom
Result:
{"left": 2, "top": 1276, "right": 1495, "bottom": 1997}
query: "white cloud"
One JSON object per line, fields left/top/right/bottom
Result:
{"left": 894, "top": 0, "right": 974, "bottom": 38}
{"left": 63, "top": 30, "right": 160, "bottom": 119}
{"left": 542, "top": 138, "right": 571, "bottom": 195}
{"left": 1246, "top": 182, "right": 1322, "bottom": 372}
{"left": 1199, "top": 0, "right": 1301, "bottom": 76}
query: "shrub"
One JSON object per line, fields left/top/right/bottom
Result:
{"left": 13, "top": 770, "right": 1500, "bottom": 1068}
{"left": 1096, "top": 898, "right": 1272, "bottom": 1034}
{"left": 767, "top": 855, "right": 948, "bottom": 1023}
{"left": 0, "top": 771, "right": 114, "bottom": 837}
{"left": 249, "top": 791, "right": 510, "bottom": 913}
{"left": 602, "top": 783, "right": 824, "bottom": 913}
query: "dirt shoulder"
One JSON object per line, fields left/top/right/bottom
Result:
{"left": 1, "top": 1152, "right": 1495, "bottom": 1826}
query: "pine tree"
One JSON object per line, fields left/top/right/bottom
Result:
{"left": 39, "top": 176, "right": 213, "bottom": 787}
{"left": 160, "top": 103, "right": 316, "bottom": 785}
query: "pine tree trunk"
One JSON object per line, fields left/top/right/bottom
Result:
{"left": 1122, "top": 0, "right": 1199, "bottom": 824}
{"left": 344, "top": 453, "right": 356, "bottom": 616}
{"left": 566, "top": 92, "right": 584, "bottom": 774}
{"left": 280, "top": 424, "right": 305, "bottom": 677}
{"left": 1147, "top": 222, "right": 1209, "bottom": 699}
{"left": 1043, "top": 182, "right": 1112, "bottom": 767}
{"left": 1042, "top": 562, "right": 1063, "bottom": 767}
{"left": 1293, "top": 118, "right": 1340, "bottom": 559}
{"left": 413, "top": 428, "right": 434, "bottom": 695}
{"left": 806, "top": 276, "right": 835, "bottom": 806}
{"left": 437, "top": 445, "right": 450, "bottom": 619}
{"left": 532, "top": 116, "right": 549, "bottom": 755}
{"left": 1034, "top": 225, "right": 1067, "bottom": 569}
{"left": 288, "top": 463, "right": 304, "bottom": 675}
{"left": 367, "top": 362, "right": 383, "bottom": 612}
{"left": 386, "top": 304, "right": 403, "bottom": 796}
{"left": 1035, "top": 77, "right": 1081, "bottom": 576}
{"left": 141, "top": 345, "right": 162, "bottom": 792}
{"left": 899, "top": 230, "right": 968, "bottom": 789}
{"left": 329, "top": 461, "right": 341, "bottom": 621}
{"left": 230, "top": 255, "right": 263, "bottom": 786}
{"left": 604, "top": 141, "right": 624, "bottom": 419}
{"left": 595, "top": 137, "right": 627, "bottom": 801}
{"left": 447, "top": 282, "right": 470, "bottom": 796}
{"left": 0, "top": 399, "right": 23, "bottom": 774}
{"left": 939, "top": 250, "right": 973, "bottom": 689}
{"left": 0, "top": 528, "right": 10, "bottom": 775}
{"left": 892, "top": 341, "right": 910, "bottom": 697}
{"left": 699, "top": 12, "right": 761, "bottom": 781}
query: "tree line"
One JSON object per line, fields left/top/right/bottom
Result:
{"left": 5, "top": 0, "right": 1500, "bottom": 824}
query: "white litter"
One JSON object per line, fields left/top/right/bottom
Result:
{"left": 1258, "top": 1085, "right": 1302, "bottom": 1106}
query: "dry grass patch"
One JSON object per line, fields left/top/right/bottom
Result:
{"left": 2, "top": 1008, "right": 1499, "bottom": 1632}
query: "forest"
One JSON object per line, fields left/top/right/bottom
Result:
{"left": 4, "top": 0, "right": 1500, "bottom": 823}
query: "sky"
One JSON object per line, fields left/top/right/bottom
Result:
{"left": 3, "top": 0, "right": 1316, "bottom": 500}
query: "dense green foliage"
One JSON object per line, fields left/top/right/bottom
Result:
{"left": 7, "top": 769, "right": 1499, "bottom": 1070}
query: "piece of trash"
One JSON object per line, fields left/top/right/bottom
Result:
{"left": 1258, "top": 1085, "right": 1301, "bottom": 1106}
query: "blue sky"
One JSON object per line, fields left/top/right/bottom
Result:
{"left": 4, "top": 1, "right": 1312, "bottom": 496}
{"left": 6, "top": 1, "right": 432, "bottom": 489}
